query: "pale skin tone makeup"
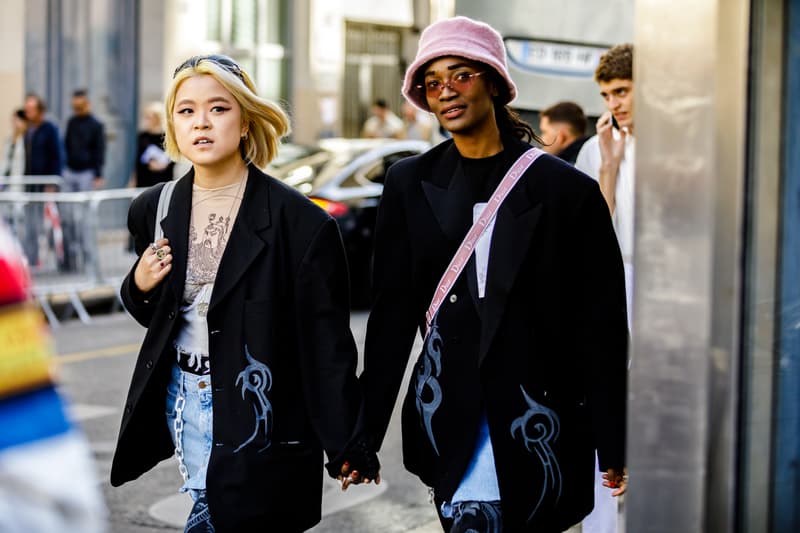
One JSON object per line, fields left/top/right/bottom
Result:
{"left": 133, "top": 74, "right": 249, "bottom": 294}
{"left": 595, "top": 78, "right": 634, "bottom": 214}
{"left": 423, "top": 56, "right": 502, "bottom": 158}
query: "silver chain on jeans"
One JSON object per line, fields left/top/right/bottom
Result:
{"left": 173, "top": 376, "right": 189, "bottom": 483}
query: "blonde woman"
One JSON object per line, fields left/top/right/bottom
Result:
{"left": 128, "top": 101, "right": 175, "bottom": 188}
{"left": 110, "top": 55, "right": 377, "bottom": 532}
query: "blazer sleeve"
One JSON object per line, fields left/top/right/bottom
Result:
{"left": 292, "top": 217, "right": 373, "bottom": 477}
{"left": 578, "top": 182, "right": 629, "bottom": 471}
{"left": 359, "top": 166, "right": 420, "bottom": 450}
{"left": 119, "top": 185, "right": 165, "bottom": 327}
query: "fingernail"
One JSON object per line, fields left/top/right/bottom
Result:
{"left": 160, "top": 261, "right": 165, "bottom": 267}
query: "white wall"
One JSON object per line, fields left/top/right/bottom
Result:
{"left": 0, "top": 0, "right": 25, "bottom": 144}
{"left": 455, "top": 0, "right": 635, "bottom": 115}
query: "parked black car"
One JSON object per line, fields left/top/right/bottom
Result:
{"left": 270, "top": 138, "right": 431, "bottom": 307}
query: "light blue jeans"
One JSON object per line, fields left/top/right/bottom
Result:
{"left": 166, "top": 363, "right": 213, "bottom": 494}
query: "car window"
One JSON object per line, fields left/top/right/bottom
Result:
{"left": 340, "top": 151, "right": 419, "bottom": 188}
{"left": 310, "top": 148, "right": 370, "bottom": 189}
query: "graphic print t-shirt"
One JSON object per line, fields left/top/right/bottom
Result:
{"left": 173, "top": 178, "right": 245, "bottom": 374}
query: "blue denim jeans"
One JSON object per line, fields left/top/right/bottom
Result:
{"left": 166, "top": 363, "right": 213, "bottom": 494}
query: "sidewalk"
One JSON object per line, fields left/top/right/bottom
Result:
{"left": 148, "top": 475, "right": 390, "bottom": 528}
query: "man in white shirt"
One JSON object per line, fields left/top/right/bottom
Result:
{"left": 574, "top": 42, "right": 635, "bottom": 533}
{"left": 361, "top": 99, "right": 404, "bottom": 139}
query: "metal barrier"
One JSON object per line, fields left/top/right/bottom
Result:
{"left": 0, "top": 175, "right": 64, "bottom": 191}
{"left": 0, "top": 187, "right": 147, "bottom": 327}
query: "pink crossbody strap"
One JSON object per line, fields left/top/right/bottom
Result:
{"left": 424, "top": 147, "right": 544, "bottom": 338}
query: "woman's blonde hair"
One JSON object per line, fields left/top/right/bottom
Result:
{"left": 142, "top": 101, "right": 165, "bottom": 131}
{"left": 164, "top": 55, "right": 291, "bottom": 169}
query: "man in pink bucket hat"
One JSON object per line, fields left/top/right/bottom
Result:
{"left": 360, "top": 15, "right": 628, "bottom": 532}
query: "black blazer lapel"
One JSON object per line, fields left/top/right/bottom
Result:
{"left": 478, "top": 170, "right": 543, "bottom": 366}
{"left": 209, "top": 166, "right": 271, "bottom": 311}
{"left": 161, "top": 170, "right": 193, "bottom": 303}
{"left": 421, "top": 143, "right": 474, "bottom": 243}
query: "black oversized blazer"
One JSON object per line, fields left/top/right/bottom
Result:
{"left": 110, "top": 165, "right": 363, "bottom": 532}
{"left": 361, "top": 137, "right": 629, "bottom": 532}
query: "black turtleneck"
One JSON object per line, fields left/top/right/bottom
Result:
{"left": 458, "top": 149, "right": 509, "bottom": 205}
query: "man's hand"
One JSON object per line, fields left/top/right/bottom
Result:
{"left": 596, "top": 111, "right": 627, "bottom": 213}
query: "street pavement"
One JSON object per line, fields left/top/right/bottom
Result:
{"left": 53, "top": 310, "right": 441, "bottom": 532}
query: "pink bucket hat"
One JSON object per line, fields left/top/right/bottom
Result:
{"left": 402, "top": 16, "right": 517, "bottom": 112}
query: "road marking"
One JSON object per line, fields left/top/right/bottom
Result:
{"left": 58, "top": 343, "right": 140, "bottom": 364}
{"left": 67, "top": 403, "right": 118, "bottom": 422}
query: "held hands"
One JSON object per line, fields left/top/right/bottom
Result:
{"left": 338, "top": 460, "right": 381, "bottom": 491}
{"left": 134, "top": 238, "right": 172, "bottom": 293}
{"left": 336, "top": 440, "right": 382, "bottom": 491}
{"left": 603, "top": 467, "right": 628, "bottom": 497}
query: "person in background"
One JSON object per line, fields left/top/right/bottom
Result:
{"left": 400, "top": 100, "right": 434, "bottom": 142}
{"left": 60, "top": 89, "right": 105, "bottom": 272}
{"left": 110, "top": 54, "right": 378, "bottom": 532}
{"left": 360, "top": 16, "right": 628, "bottom": 533}
{"left": 361, "top": 98, "right": 404, "bottom": 139}
{"left": 22, "top": 93, "right": 63, "bottom": 270}
{"left": 575, "top": 43, "right": 636, "bottom": 533}
{"left": 2, "top": 109, "right": 27, "bottom": 192}
{"left": 538, "top": 101, "right": 589, "bottom": 164}
{"left": 63, "top": 89, "right": 105, "bottom": 191}
{"left": 0, "top": 219, "right": 107, "bottom": 533}
{"left": 128, "top": 101, "right": 175, "bottom": 189}
{"left": 23, "top": 93, "right": 63, "bottom": 187}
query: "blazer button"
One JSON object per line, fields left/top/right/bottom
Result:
{"left": 168, "top": 311, "right": 176, "bottom": 320}
{"left": 145, "top": 360, "right": 154, "bottom": 369}
{"left": 449, "top": 294, "right": 457, "bottom": 303}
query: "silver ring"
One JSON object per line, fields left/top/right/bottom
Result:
{"left": 155, "top": 248, "right": 167, "bottom": 260}
{"left": 150, "top": 242, "right": 159, "bottom": 253}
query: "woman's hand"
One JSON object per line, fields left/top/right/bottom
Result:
{"left": 134, "top": 238, "right": 172, "bottom": 293}
{"left": 603, "top": 467, "right": 628, "bottom": 497}
{"left": 338, "top": 460, "right": 381, "bottom": 491}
